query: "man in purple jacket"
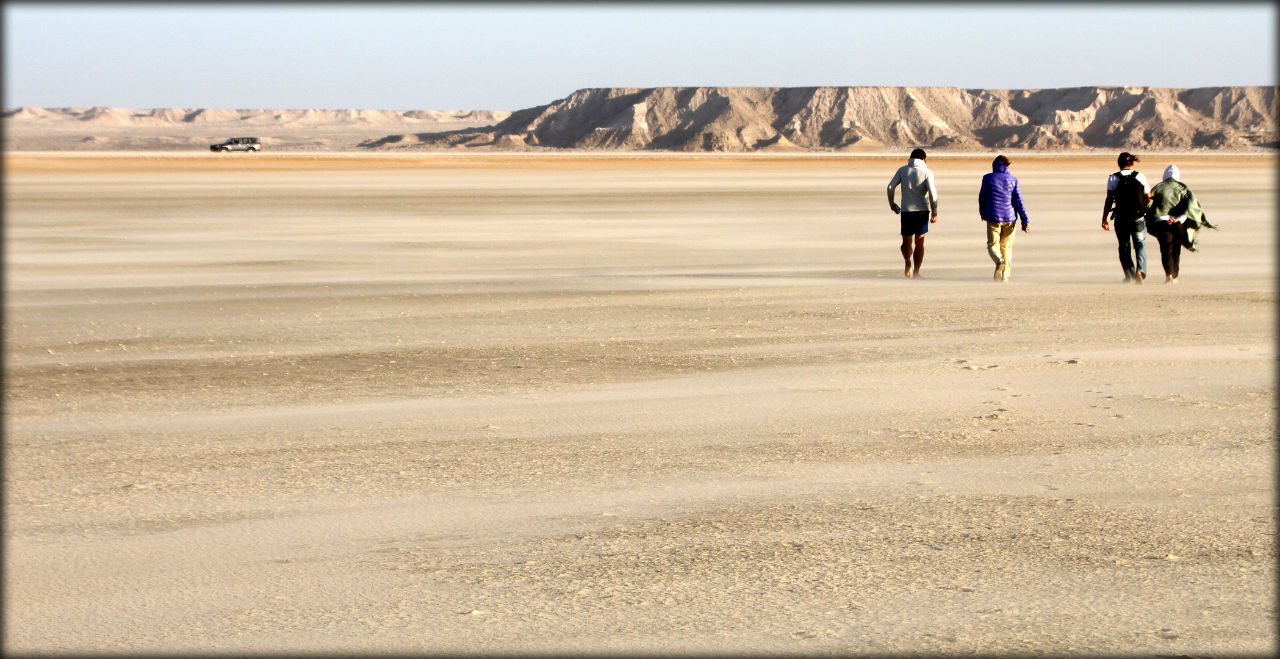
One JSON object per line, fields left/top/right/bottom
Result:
{"left": 978, "top": 155, "right": 1030, "bottom": 282}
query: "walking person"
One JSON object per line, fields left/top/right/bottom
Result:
{"left": 977, "top": 155, "right": 1030, "bottom": 282}
{"left": 1145, "top": 165, "right": 1214, "bottom": 283}
{"left": 1101, "top": 152, "right": 1151, "bottom": 283}
{"left": 886, "top": 148, "right": 939, "bottom": 278}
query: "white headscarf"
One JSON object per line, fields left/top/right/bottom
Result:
{"left": 1163, "top": 165, "right": 1180, "bottom": 181}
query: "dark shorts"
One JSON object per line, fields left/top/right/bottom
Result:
{"left": 900, "top": 210, "right": 931, "bottom": 236}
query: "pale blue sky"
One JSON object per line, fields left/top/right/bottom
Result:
{"left": 4, "top": 2, "right": 1276, "bottom": 110}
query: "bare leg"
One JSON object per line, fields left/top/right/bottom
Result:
{"left": 912, "top": 235, "right": 925, "bottom": 278}
{"left": 900, "top": 235, "right": 913, "bottom": 278}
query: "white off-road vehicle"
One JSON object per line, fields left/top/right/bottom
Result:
{"left": 209, "top": 137, "right": 261, "bottom": 152}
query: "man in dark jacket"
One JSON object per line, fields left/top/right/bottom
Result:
{"left": 978, "top": 155, "right": 1030, "bottom": 282}
{"left": 1101, "top": 152, "right": 1151, "bottom": 283}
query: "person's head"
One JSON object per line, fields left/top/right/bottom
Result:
{"left": 995, "top": 155, "right": 1011, "bottom": 167}
{"left": 910, "top": 148, "right": 927, "bottom": 161}
{"left": 1163, "top": 164, "right": 1180, "bottom": 181}
{"left": 1118, "top": 152, "right": 1139, "bottom": 168}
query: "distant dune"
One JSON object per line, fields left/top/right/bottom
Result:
{"left": 1, "top": 107, "right": 512, "bottom": 151}
{"left": 4, "top": 86, "right": 1275, "bottom": 152}
{"left": 1, "top": 106, "right": 511, "bottom": 127}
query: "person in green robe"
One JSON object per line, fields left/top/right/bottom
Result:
{"left": 1144, "top": 165, "right": 1217, "bottom": 284}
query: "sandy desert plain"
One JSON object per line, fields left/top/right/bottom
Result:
{"left": 2, "top": 150, "right": 1276, "bottom": 655}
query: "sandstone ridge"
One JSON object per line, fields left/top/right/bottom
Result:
{"left": 5, "top": 87, "right": 1274, "bottom": 152}
{"left": 363, "top": 86, "right": 1277, "bottom": 152}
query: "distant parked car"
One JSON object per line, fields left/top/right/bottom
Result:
{"left": 210, "top": 137, "right": 261, "bottom": 152}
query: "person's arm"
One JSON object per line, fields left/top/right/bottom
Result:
{"left": 1163, "top": 188, "right": 1183, "bottom": 224}
{"left": 1180, "top": 185, "right": 1204, "bottom": 225}
{"left": 927, "top": 171, "right": 938, "bottom": 222}
{"left": 1101, "top": 190, "right": 1114, "bottom": 231}
{"left": 887, "top": 170, "right": 902, "bottom": 214}
{"left": 1013, "top": 181, "right": 1029, "bottom": 232}
{"left": 977, "top": 176, "right": 988, "bottom": 222}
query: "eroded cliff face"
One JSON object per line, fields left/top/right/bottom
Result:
{"left": 374, "top": 86, "right": 1276, "bottom": 151}
{"left": 10, "top": 88, "right": 1269, "bottom": 152}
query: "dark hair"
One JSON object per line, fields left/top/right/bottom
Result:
{"left": 995, "top": 155, "right": 1011, "bottom": 166}
{"left": 1117, "top": 152, "right": 1138, "bottom": 167}
{"left": 909, "top": 148, "right": 927, "bottom": 160}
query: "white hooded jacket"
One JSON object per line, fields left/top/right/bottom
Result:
{"left": 887, "top": 158, "right": 939, "bottom": 213}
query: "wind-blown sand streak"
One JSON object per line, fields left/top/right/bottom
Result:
{"left": 3, "top": 153, "right": 1274, "bottom": 654}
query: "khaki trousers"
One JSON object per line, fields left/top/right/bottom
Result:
{"left": 986, "top": 221, "right": 1017, "bottom": 281}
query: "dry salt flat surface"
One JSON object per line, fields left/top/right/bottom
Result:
{"left": 3, "top": 152, "right": 1275, "bottom": 655}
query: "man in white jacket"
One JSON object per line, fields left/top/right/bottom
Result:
{"left": 887, "top": 148, "right": 940, "bottom": 278}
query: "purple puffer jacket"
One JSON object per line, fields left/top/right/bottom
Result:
{"left": 978, "top": 158, "right": 1029, "bottom": 226}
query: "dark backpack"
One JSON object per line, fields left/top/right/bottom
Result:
{"left": 1112, "top": 171, "right": 1147, "bottom": 220}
